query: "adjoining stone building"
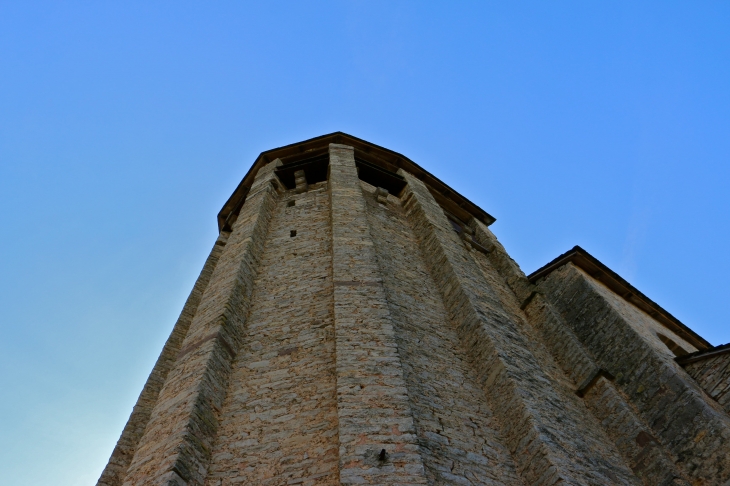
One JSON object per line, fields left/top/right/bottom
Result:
{"left": 98, "top": 133, "right": 730, "bottom": 486}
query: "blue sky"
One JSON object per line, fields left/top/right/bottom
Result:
{"left": 1, "top": 2, "right": 729, "bottom": 484}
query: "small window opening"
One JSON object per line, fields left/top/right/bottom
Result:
{"left": 290, "top": 230, "right": 297, "bottom": 237}
{"left": 354, "top": 158, "right": 406, "bottom": 196}
{"left": 287, "top": 200, "right": 295, "bottom": 207}
{"left": 657, "top": 333, "right": 689, "bottom": 357}
{"left": 273, "top": 154, "right": 329, "bottom": 190}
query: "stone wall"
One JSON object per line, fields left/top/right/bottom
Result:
{"left": 205, "top": 182, "right": 340, "bottom": 485}
{"left": 361, "top": 180, "right": 523, "bottom": 485}
{"left": 682, "top": 349, "right": 730, "bottom": 415}
{"left": 536, "top": 263, "right": 730, "bottom": 484}
{"left": 100, "top": 141, "right": 730, "bottom": 486}
{"left": 98, "top": 232, "right": 229, "bottom": 486}
{"left": 400, "top": 172, "right": 639, "bottom": 486}
{"left": 467, "top": 224, "right": 693, "bottom": 485}
{"left": 122, "top": 160, "right": 282, "bottom": 486}
{"left": 328, "top": 144, "right": 427, "bottom": 485}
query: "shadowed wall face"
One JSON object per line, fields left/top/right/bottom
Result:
{"left": 682, "top": 350, "right": 730, "bottom": 415}
{"left": 360, "top": 179, "right": 523, "bottom": 485}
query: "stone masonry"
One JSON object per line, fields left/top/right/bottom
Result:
{"left": 99, "top": 132, "right": 730, "bottom": 486}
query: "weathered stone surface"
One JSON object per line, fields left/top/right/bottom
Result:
{"left": 400, "top": 171, "right": 639, "bottom": 486}
{"left": 99, "top": 232, "right": 229, "bottom": 486}
{"left": 121, "top": 160, "right": 282, "bottom": 486}
{"left": 361, "top": 180, "right": 523, "bottom": 485}
{"left": 99, "top": 134, "right": 730, "bottom": 486}
{"left": 328, "top": 144, "right": 427, "bottom": 485}
{"left": 205, "top": 181, "right": 339, "bottom": 485}
{"left": 469, "top": 223, "right": 691, "bottom": 485}
{"left": 682, "top": 348, "right": 730, "bottom": 415}
{"left": 537, "top": 263, "right": 730, "bottom": 484}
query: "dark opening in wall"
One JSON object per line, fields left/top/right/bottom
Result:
{"left": 290, "top": 230, "right": 297, "bottom": 237}
{"left": 355, "top": 158, "right": 407, "bottom": 196}
{"left": 657, "top": 333, "right": 689, "bottom": 357}
{"left": 448, "top": 217, "right": 463, "bottom": 234}
{"left": 287, "top": 200, "right": 295, "bottom": 207}
{"left": 275, "top": 154, "right": 329, "bottom": 190}
{"left": 441, "top": 212, "right": 472, "bottom": 234}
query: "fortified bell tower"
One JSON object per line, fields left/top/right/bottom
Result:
{"left": 99, "top": 133, "right": 730, "bottom": 486}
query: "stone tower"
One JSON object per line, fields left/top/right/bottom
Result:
{"left": 99, "top": 133, "right": 730, "bottom": 486}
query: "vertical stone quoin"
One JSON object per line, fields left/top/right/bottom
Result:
{"left": 359, "top": 181, "right": 524, "bottom": 485}
{"left": 98, "top": 231, "right": 229, "bottom": 486}
{"left": 399, "top": 170, "right": 639, "bottom": 486}
{"left": 203, "top": 179, "right": 340, "bottom": 485}
{"left": 328, "top": 144, "right": 428, "bottom": 485}
{"left": 120, "top": 160, "right": 282, "bottom": 486}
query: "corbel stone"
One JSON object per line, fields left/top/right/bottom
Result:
{"left": 294, "top": 169, "right": 308, "bottom": 193}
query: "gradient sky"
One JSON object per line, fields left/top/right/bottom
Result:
{"left": 1, "top": 2, "right": 729, "bottom": 484}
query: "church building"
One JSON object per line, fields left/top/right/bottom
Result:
{"left": 98, "top": 133, "right": 730, "bottom": 486}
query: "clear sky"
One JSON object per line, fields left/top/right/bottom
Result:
{"left": 1, "top": 2, "right": 729, "bottom": 484}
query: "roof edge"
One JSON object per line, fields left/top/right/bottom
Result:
{"left": 528, "top": 246, "right": 711, "bottom": 351}
{"left": 216, "top": 132, "right": 496, "bottom": 232}
{"left": 675, "top": 341, "right": 730, "bottom": 365}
